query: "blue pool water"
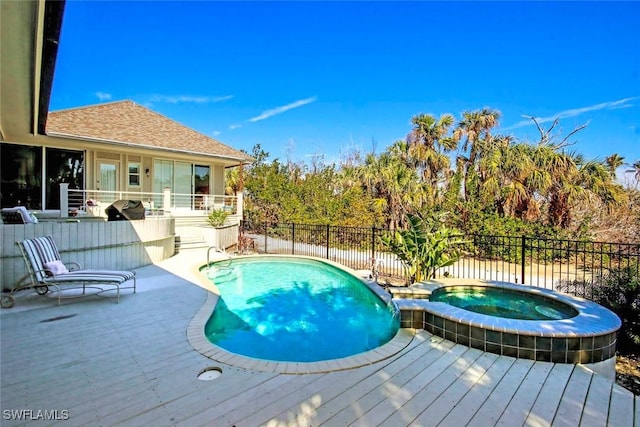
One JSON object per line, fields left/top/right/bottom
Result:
{"left": 202, "top": 257, "right": 399, "bottom": 362}
{"left": 429, "top": 286, "right": 578, "bottom": 320}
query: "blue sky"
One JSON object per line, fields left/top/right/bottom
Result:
{"left": 51, "top": 1, "right": 639, "bottom": 172}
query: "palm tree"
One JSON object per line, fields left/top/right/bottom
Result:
{"left": 626, "top": 160, "right": 640, "bottom": 185}
{"left": 406, "top": 113, "right": 456, "bottom": 191}
{"left": 225, "top": 167, "right": 241, "bottom": 196}
{"left": 453, "top": 108, "right": 502, "bottom": 200}
{"left": 492, "top": 142, "right": 541, "bottom": 219}
{"left": 545, "top": 154, "right": 626, "bottom": 227}
{"left": 605, "top": 154, "right": 625, "bottom": 178}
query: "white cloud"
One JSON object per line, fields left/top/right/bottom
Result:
{"left": 95, "top": 92, "right": 112, "bottom": 101}
{"left": 248, "top": 97, "right": 317, "bottom": 122}
{"left": 505, "top": 97, "right": 637, "bottom": 130}
{"left": 148, "top": 94, "right": 233, "bottom": 104}
{"left": 212, "top": 131, "right": 221, "bottom": 137}
{"left": 229, "top": 124, "right": 242, "bottom": 130}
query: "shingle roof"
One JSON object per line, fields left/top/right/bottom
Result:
{"left": 46, "top": 100, "right": 251, "bottom": 162}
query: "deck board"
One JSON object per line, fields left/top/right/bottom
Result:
{"left": 466, "top": 358, "right": 536, "bottom": 426}
{"left": 409, "top": 351, "right": 499, "bottom": 426}
{"left": 437, "top": 354, "right": 516, "bottom": 426}
{"left": 326, "top": 337, "right": 456, "bottom": 426}
{"left": 552, "top": 364, "right": 593, "bottom": 427}
{"left": 523, "top": 362, "right": 575, "bottom": 426}
{"left": 580, "top": 371, "right": 614, "bottom": 427}
{"left": 317, "top": 336, "right": 450, "bottom": 426}
{"left": 494, "top": 361, "right": 554, "bottom": 426}
{"left": 607, "top": 384, "right": 635, "bottom": 427}
{"left": 1, "top": 252, "right": 636, "bottom": 427}
{"left": 377, "top": 346, "right": 484, "bottom": 427}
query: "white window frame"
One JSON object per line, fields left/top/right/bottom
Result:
{"left": 128, "top": 162, "right": 141, "bottom": 187}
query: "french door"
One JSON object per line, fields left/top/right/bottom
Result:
{"left": 97, "top": 161, "right": 118, "bottom": 202}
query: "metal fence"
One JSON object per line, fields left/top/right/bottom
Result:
{"left": 242, "top": 221, "right": 640, "bottom": 296}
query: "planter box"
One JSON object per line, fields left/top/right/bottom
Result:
{"left": 202, "top": 223, "right": 238, "bottom": 250}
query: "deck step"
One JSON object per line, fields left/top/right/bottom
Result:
{"left": 174, "top": 234, "right": 207, "bottom": 252}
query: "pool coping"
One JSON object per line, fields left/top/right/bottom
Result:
{"left": 187, "top": 255, "right": 415, "bottom": 374}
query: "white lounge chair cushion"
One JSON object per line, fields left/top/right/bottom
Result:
{"left": 44, "top": 260, "right": 69, "bottom": 276}
{"left": 42, "top": 270, "right": 136, "bottom": 284}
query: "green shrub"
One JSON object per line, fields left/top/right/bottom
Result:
{"left": 380, "top": 213, "right": 464, "bottom": 285}
{"left": 207, "top": 209, "right": 229, "bottom": 227}
{"left": 557, "top": 265, "right": 640, "bottom": 354}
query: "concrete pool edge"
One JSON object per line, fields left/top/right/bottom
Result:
{"left": 187, "top": 290, "right": 416, "bottom": 374}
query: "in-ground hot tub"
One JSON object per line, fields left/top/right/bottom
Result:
{"left": 394, "top": 280, "right": 621, "bottom": 370}
{"left": 429, "top": 285, "right": 579, "bottom": 321}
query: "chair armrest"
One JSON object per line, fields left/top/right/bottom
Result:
{"left": 65, "top": 261, "right": 82, "bottom": 271}
{"left": 33, "top": 268, "right": 52, "bottom": 281}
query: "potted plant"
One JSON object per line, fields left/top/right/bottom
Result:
{"left": 202, "top": 208, "right": 238, "bottom": 250}
{"left": 207, "top": 208, "right": 229, "bottom": 227}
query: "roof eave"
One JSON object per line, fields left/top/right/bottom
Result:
{"left": 46, "top": 131, "right": 252, "bottom": 164}
{"left": 37, "top": 0, "right": 66, "bottom": 135}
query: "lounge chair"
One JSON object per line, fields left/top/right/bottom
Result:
{"left": 1, "top": 206, "right": 37, "bottom": 224}
{"left": 1, "top": 236, "right": 136, "bottom": 308}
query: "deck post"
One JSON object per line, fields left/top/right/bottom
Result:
{"left": 163, "top": 187, "right": 171, "bottom": 211}
{"left": 59, "top": 183, "right": 69, "bottom": 217}
{"left": 236, "top": 192, "right": 243, "bottom": 219}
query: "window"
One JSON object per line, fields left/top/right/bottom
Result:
{"left": 128, "top": 162, "right": 141, "bottom": 186}
{"left": 0, "top": 144, "right": 84, "bottom": 210}
{"left": 1, "top": 144, "right": 42, "bottom": 209}
{"left": 46, "top": 148, "right": 84, "bottom": 210}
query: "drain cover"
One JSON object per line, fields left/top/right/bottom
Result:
{"left": 197, "top": 367, "right": 222, "bottom": 381}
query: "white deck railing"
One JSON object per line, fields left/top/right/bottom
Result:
{"left": 61, "top": 184, "right": 241, "bottom": 218}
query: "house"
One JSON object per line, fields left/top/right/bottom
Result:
{"left": 1, "top": 1, "right": 251, "bottom": 218}
{"left": 25, "top": 100, "right": 250, "bottom": 216}
{"left": 0, "top": 0, "right": 248, "bottom": 289}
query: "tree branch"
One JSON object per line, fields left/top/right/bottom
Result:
{"left": 555, "top": 121, "right": 589, "bottom": 149}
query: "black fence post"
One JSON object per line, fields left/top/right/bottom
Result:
{"left": 291, "top": 222, "right": 295, "bottom": 255}
{"left": 265, "top": 221, "right": 269, "bottom": 253}
{"left": 326, "top": 224, "right": 330, "bottom": 259}
{"left": 371, "top": 227, "right": 376, "bottom": 260}
{"left": 521, "top": 235, "right": 526, "bottom": 285}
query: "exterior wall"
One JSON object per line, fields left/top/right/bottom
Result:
{"left": 212, "top": 165, "right": 225, "bottom": 195}
{"left": 0, "top": 0, "right": 42, "bottom": 140}
{"left": 1, "top": 135, "right": 235, "bottom": 211}
{"left": 1, "top": 217, "right": 175, "bottom": 291}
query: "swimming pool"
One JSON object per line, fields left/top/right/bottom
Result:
{"left": 200, "top": 256, "right": 400, "bottom": 363}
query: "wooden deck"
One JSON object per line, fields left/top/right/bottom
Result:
{"left": 1, "top": 251, "right": 638, "bottom": 427}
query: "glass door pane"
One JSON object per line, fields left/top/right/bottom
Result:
{"left": 174, "top": 162, "right": 192, "bottom": 209}
{"left": 153, "top": 160, "right": 173, "bottom": 208}
{"left": 194, "top": 165, "right": 210, "bottom": 210}
{"left": 98, "top": 161, "right": 118, "bottom": 203}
